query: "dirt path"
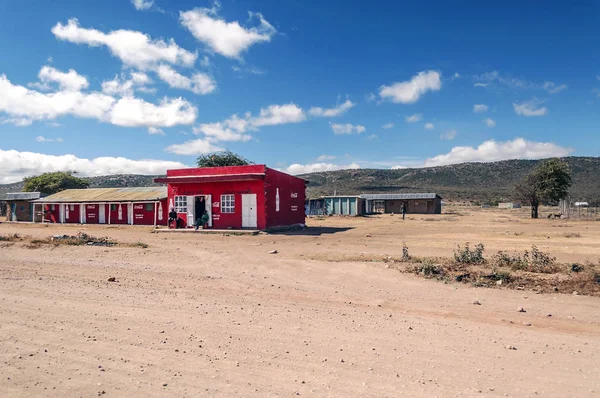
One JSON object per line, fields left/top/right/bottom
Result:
{"left": 1, "top": 209, "right": 599, "bottom": 397}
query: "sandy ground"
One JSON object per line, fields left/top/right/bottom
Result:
{"left": 1, "top": 207, "right": 599, "bottom": 397}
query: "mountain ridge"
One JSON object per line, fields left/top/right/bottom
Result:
{"left": 1, "top": 157, "right": 599, "bottom": 202}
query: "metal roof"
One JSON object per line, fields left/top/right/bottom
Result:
{"left": 34, "top": 187, "right": 167, "bottom": 203}
{"left": 360, "top": 193, "right": 441, "bottom": 200}
{"left": 5, "top": 192, "right": 43, "bottom": 200}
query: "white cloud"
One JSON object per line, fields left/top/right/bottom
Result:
{"left": 473, "top": 104, "right": 488, "bottom": 113}
{"left": 404, "top": 113, "right": 422, "bottom": 123}
{"left": 366, "top": 92, "right": 377, "bottom": 103}
{"left": 0, "top": 73, "right": 198, "bottom": 128}
{"left": 450, "top": 72, "right": 461, "bottom": 80}
{"left": 180, "top": 6, "right": 276, "bottom": 59}
{"left": 317, "top": 154, "right": 336, "bottom": 161}
{"left": 308, "top": 99, "right": 355, "bottom": 117}
{"left": 474, "top": 71, "right": 534, "bottom": 89}
{"left": 367, "top": 134, "right": 379, "bottom": 140}
{"left": 379, "top": 70, "right": 442, "bottom": 104}
{"left": 155, "top": 64, "right": 216, "bottom": 95}
{"left": 475, "top": 71, "right": 566, "bottom": 95}
{"left": 331, "top": 123, "right": 366, "bottom": 135}
{"left": 193, "top": 119, "right": 252, "bottom": 142}
{"left": 1, "top": 117, "right": 33, "bottom": 127}
{"left": 0, "top": 148, "right": 187, "bottom": 184}
{"left": 284, "top": 162, "right": 360, "bottom": 175}
{"left": 148, "top": 127, "right": 165, "bottom": 135}
{"left": 30, "top": 66, "right": 89, "bottom": 92}
{"left": 543, "top": 81, "right": 567, "bottom": 94}
{"left": 424, "top": 122, "right": 434, "bottom": 130}
{"left": 131, "top": 0, "right": 153, "bottom": 11}
{"left": 484, "top": 118, "right": 496, "bottom": 128}
{"left": 35, "top": 136, "right": 64, "bottom": 143}
{"left": 440, "top": 129, "right": 456, "bottom": 140}
{"left": 166, "top": 103, "right": 305, "bottom": 154}
{"left": 424, "top": 138, "right": 573, "bottom": 167}
{"left": 251, "top": 103, "right": 306, "bottom": 127}
{"left": 109, "top": 96, "right": 197, "bottom": 127}
{"left": 52, "top": 18, "right": 197, "bottom": 70}
{"left": 382, "top": 122, "right": 394, "bottom": 129}
{"left": 164, "top": 138, "right": 223, "bottom": 155}
{"left": 101, "top": 72, "right": 153, "bottom": 96}
{"left": 513, "top": 99, "right": 548, "bottom": 117}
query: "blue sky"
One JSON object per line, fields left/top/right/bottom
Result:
{"left": 0, "top": 0, "right": 599, "bottom": 182}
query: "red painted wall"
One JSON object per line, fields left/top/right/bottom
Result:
{"left": 44, "top": 204, "right": 60, "bottom": 223}
{"left": 108, "top": 203, "right": 128, "bottom": 225}
{"left": 65, "top": 204, "right": 80, "bottom": 223}
{"left": 168, "top": 180, "right": 266, "bottom": 229}
{"left": 167, "top": 165, "right": 266, "bottom": 177}
{"left": 84, "top": 204, "right": 100, "bottom": 224}
{"left": 264, "top": 168, "right": 306, "bottom": 228}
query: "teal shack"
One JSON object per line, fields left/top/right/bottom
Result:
{"left": 323, "top": 196, "right": 363, "bottom": 216}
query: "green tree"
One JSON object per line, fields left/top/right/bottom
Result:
{"left": 23, "top": 171, "right": 90, "bottom": 195}
{"left": 196, "top": 151, "right": 253, "bottom": 168}
{"left": 514, "top": 159, "right": 572, "bottom": 218}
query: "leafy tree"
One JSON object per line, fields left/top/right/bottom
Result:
{"left": 196, "top": 151, "right": 253, "bottom": 168}
{"left": 514, "top": 159, "right": 572, "bottom": 218}
{"left": 23, "top": 171, "right": 90, "bottom": 195}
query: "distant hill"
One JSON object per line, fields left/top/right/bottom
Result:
{"left": 1, "top": 157, "right": 599, "bottom": 202}
{"left": 300, "top": 157, "right": 600, "bottom": 202}
{"left": 0, "top": 174, "right": 162, "bottom": 197}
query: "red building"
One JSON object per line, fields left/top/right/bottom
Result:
{"left": 155, "top": 165, "right": 306, "bottom": 230}
{"left": 32, "top": 187, "right": 169, "bottom": 226}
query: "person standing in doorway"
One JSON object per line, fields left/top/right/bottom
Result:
{"left": 401, "top": 202, "right": 407, "bottom": 220}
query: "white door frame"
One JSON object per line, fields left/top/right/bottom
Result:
{"left": 242, "top": 194, "right": 258, "bottom": 229}
{"left": 187, "top": 195, "right": 212, "bottom": 227}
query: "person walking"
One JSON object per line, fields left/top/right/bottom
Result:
{"left": 401, "top": 202, "right": 407, "bottom": 220}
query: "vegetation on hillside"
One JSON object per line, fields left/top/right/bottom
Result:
{"left": 2, "top": 157, "right": 600, "bottom": 202}
{"left": 23, "top": 172, "right": 89, "bottom": 195}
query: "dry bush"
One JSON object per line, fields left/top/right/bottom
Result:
{"left": 563, "top": 232, "right": 582, "bottom": 238}
{"left": 0, "top": 233, "right": 24, "bottom": 242}
{"left": 454, "top": 243, "right": 485, "bottom": 265}
{"left": 492, "top": 246, "right": 558, "bottom": 273}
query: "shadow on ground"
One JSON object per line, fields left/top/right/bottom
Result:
{"left": 269, "top": 227, "right": 354, "bottom": 236}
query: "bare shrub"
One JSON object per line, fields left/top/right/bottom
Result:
{"left": 402, "top": 242, "right": 410, "bottom": 262}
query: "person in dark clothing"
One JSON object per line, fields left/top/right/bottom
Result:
{"left": 401, "top": 202, "right": 407, "bottom": 220}
{"left": 168, "top": 208, "right": 178, "bottom": 228}
{"left": 195, "top": 210, "right": 210, "bottom": 230}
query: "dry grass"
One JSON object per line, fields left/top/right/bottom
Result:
{"left": 13, "top": 233, "right": 149, "bottom": 250}
{"left": 563, "top": 232, "right": 582, "bottom": 238}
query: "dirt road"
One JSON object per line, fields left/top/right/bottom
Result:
{"left": 1, "top": 209, "right": 599, "bottom": 396}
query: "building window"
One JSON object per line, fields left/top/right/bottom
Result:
{"left": 111, "top": 204, "right": 117, "bottom": 211}
{"left": 51, "top": 204, "right": 55, "bottom": 211}
{"left": 174, "top": 196, "right": 188, "bottom": 213}
{"left": 145, "top": 203, "right": 154, "bottom": 211}
{"left": 20, "top": 205, "right": 25, "bottom": 211}
{"left": 221, "top": 194, "right": 235, "bottom": 213}
{"left": 70, "top": 205, "right": 75, "bottom": 211}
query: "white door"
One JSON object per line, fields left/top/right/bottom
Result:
{"left": 187, "top": 195, "right": 195, "bottom": 227}
{"left": 205, "top": 195, "right": 212, "bottom": 227}
{"left": 98, "top": 204, "right": 106, "bottom": 224}
{"left": 242, "top": 194, "right": 257, "bottom": 228}
{"left": 80, "top": 205, "right": 86, "bottom": 224}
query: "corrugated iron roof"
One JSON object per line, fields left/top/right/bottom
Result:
{"left": 360, "top": 193, "right": 440, "bottom": 200}
{"left": 34, "top": 187, "right": 167, "bottom": 203}
{"left": 5, "top": 192, "right": 43, "bottom": 200}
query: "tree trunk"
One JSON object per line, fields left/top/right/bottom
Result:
{"left": 531, "top": 201, "right": 539, "bottom": 219}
